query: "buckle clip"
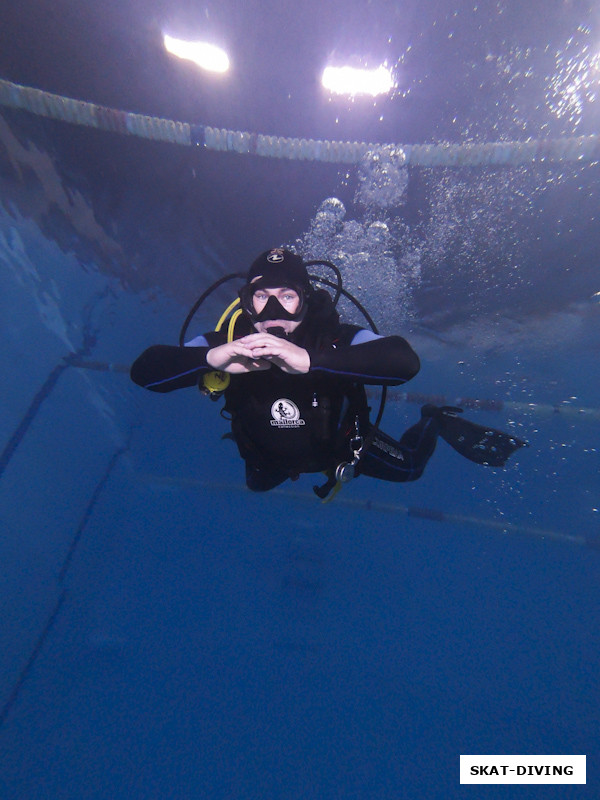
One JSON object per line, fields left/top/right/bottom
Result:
{"left": 335, "top": 418, "right": 364, "bottom": 483}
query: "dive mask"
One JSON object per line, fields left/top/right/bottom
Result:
{"left": 239, "top": 283, "right": 308, "bottom": 323}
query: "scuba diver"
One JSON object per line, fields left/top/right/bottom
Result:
{"left": 130, "top": 248, "right": 526, "bottom": 497}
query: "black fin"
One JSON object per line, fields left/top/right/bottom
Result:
{"left": 439, "top": 414, "right": 528, "bottom": 467}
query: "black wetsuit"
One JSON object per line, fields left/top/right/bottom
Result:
{"left": 130, "top": 308, "right": 441, "bottom": 492}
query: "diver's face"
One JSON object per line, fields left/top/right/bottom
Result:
{"left": 252, "top": 286, "right": 302, "bottom": 334}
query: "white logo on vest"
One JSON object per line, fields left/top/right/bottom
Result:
{"left": 270, "top": 398, "right": 305, "bottom": 427}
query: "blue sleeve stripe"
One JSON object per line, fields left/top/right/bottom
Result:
{"left": 144, "top": 366, "right": 202, "bottom": 389}
{"left": 311, "top": 365, "right": 407, "bottom": 382}
{"left": 184, "top": 335, "right": 210, "bottom": 347}
{"left": 350, "top": 329, "right": 382, "bottom": 345}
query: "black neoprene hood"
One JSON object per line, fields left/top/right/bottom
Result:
{"left": 245, "top": 249, "right": 311, "bottom": 291}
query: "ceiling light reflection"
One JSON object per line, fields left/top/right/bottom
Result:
{"left": 164, "top": 34, "right": 230, "bottom": 74}
{"left": 321, "top": 64, "right": 395, "bottom": 97}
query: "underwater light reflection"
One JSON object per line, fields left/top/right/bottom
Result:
{"left": 163, "top": 34, "right": 230, "bottom": 74}
{"left": 321, "top": 64, "right": 395, "bottom": 97}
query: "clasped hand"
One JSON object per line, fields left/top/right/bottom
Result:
{"left": 206, "top": 333, "right": 310, "bottom": 375}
